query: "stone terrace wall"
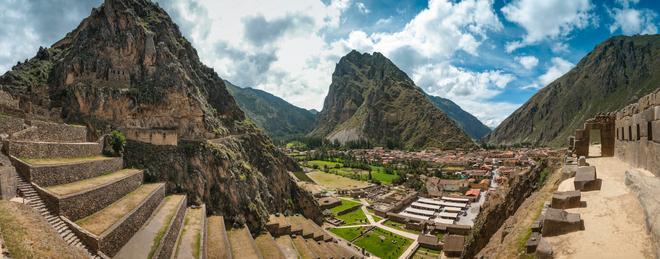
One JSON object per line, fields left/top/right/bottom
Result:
{"left": 614, "top": 89, "right": 660, "bottom": 176}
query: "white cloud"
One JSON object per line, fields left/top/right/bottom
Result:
{"left": 551, "top": 42, "right": 569, "bottom": 53}
{"left": 608, "top": 0, "right": 658, "bottom": 35}
{"left": 356, "top": 2, "right": 370, "bottom": 14}
{"left": 501, "top": 0, "right": 594, "bottom": 52}
{"left": 412, "top": 63, "right": 517, "bottom": 127}
{"left": 515, "top": 55, "right": 539, "bottom": 70}
{"left": 539, "top": 57, "right": 574, "bottom": 86}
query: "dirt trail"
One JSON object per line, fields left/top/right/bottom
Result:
{"left": 544, "top": 156, "right": 654, "bottom": 259}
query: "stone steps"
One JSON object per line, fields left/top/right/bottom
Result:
{"left": 207, "top": 216, "right": 233, "bottom": 259}
{"left": 227, "top": 225, "right": 264, "bottom": 259}
{"left": 173, "top": 205, "right": 208, "bottom": 259}
{"left": 11, "top": 156, "right": 123, "bottom": 187}
{"left": 36, "top": 169, "right": 144, "bottom": 221}
{"left": 291, "top": 235, "right": 318, "bottom": 259}
{"left": 114, "top": 194, "right": 187, "bottom": 259}
{"left": 274, "top": 235, "right": 301, "bottom": 259}
{"left": 14, "top": 175, "right": 101, "bottom": 258}
{"left": 7, "top": 140, "right": 102, "bottom": 159}
{"left": 254, "top": 232, "right": 286, "bottom": 259}
{"left": 73, "top": 183, "right": 166, "bottom": 257}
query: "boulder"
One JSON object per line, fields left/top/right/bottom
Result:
{"left": 625, "top": 169, "right": 660, "bottom": 258}
{"left": 542, "top": 208, "right": 584, "bottom": 236}
{"left": 551, "top": 191, "right": 582, "bottom": 209}
{"left": 574, "top": 166, "right": 599, "bottom": 191}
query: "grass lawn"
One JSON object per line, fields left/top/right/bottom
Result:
{"left": 291, "top": 171, "right": 314, "bottom": 183}
{"left": 328, "top": 227, "right": 367, "bottom": 241}
{"left": 330, "top": 199, "right": 362, "bottom": 214}
{"left": 354, "top": 227, "right": 413, "bottom": 259}
{"left": 372, "top": 214, "right": 383, "bottom": 222}
{"left": 383, "top": 220, "right": 421, "bottom": 234}
{"left": 336, "top": 209, "right": 369, "bottom": 225}
{"left": 412, "top": 246, "right": 442, "bottom": 259}
{"left": 306, "top": 160, "right": 343, "bottom": 168}
{"left": 307, "top": 170, "right": 370, "bottom": 189}
{"left": 369, "top": 165, "right": 400, "bottom": 184}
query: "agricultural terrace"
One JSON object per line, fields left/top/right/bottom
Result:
{"left": 304, "top": 160, "right": 400, "bottom": 184}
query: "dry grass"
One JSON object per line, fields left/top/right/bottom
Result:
{"left": 0, "top": 201, "right": 87, "bottom": 259}
{"left": 227, "top": 226, "right": 261, "bottom": 258}
{"left": 307, "top": 170, "right": 370, "bottom": 190}
{"left": 23, "top": 155, "right": 112, "bottom": 165}
{"left": 255, "top": 232, "right": 285, "bottom": 259}
{"left": 148, "top": 195, "right": 184, "bottom": 259}
{"left": 46, "top": 169, "right": 140, "bottom": 196}
{"left": 207, "top": 216, "right": 231, "bottom": 259}
{"left": 77, "top": 183, "right": 161, "bottom": 235}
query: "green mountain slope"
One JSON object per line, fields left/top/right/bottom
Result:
{"left": 308, "top": 50, "right": 475, "bottom": 150}
{"left": 487, "top": 35, "right": 660, "bottom": 147}
{"left": 224, "top": 80, "right": 316, "bottom": 142}
{"left": 427, "top": 95, "right": 491, "bottom": 139}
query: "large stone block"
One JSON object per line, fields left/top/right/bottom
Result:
{"left": 574, "top": 166, "right": 599, "bottom": 191}
{"left": 653, "top": 121, "right": 660, "bottom": 143}
{"left": 0, "top": 165, "right": 16, "bottom": 200}
{"left": 655, "top": 106, "right": 660, "bottom": 121}
{"left": 551, "top": 191, "right": 581, "bottom": 209}
{"left": 542, "top": 208, "right": 584, "bottom": 236}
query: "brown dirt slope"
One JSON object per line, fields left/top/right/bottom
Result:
{"left": 0, "top": 201, "right": 87, "bottom": 259}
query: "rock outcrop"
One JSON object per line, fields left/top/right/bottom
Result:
{"left": 0, "top": 0, "right": 318, "bottom": 230}
{"left": 488, "top": 35, "right": 660, "bottom": 147}
{"left": 308, "top": 50, "right": 475, "bottom": 149}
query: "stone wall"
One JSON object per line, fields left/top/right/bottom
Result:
{"left": 614, "top": 89, "right": 660, "bottom": 176}
{"left": 625, "top": 169, "right": 660, "bottom": 258}
{"left": 463, "top": 161, "right": 548, "bottom": 258}
{"left": 0, "top": 115, "right": 25, "bottom": 136}
{"left": 0, "top": 164, "right": 16, "bottom": 200}
{"left": 124, "top": 128, "right": 177, "bottom": 146}
{"left": 152, "top": 195, "right": 187, "bottom": 259}
{"left": 12, "top": 156, "right": 123, "bottom": 187}
{"left": 7, "top": 141, "right": 101, "bottom": 159}
{"left": 97, "top": 184, "right": 165, "bottom": 256}
{"left": 36, "top": 171, "right": 143, "bottom": 221}
{"left": 11, "top": 120, "right": 87, "bottom": 143}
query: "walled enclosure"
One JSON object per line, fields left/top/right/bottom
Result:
{"left": 614, "top": 89, "right": 660, "bottom": 176}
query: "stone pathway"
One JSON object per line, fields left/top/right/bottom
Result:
{"left": 544, "top": 155, "right": 654, "bottom": 259}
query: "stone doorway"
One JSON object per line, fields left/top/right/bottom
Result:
{"left": 588, "top": 129, "right": 602, "bottom": 157}
{"left": 573, "top": 114, "right": 615, "bottom": 158}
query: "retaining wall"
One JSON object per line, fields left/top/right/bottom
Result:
{"left": 152, "top": 196, "right": 187, "bottom": 259}
{"left": 7, "top": 141, "right": 101, "bottom": 159}
{"left": 614, "top": 89, "right": 660, "bottom": 176}
{"left": 12, "top": 157, "right": 123, "bottom": 187}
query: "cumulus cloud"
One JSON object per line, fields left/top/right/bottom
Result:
{"left": 501, "top": 0, "right": 594, "bottom": 52}
{"left": 0, "top": 0, "right": 101, "bottom": 72}
{"left": 412, "top": 63, "right": 517, "bottom": 127}
{"left": 539, "top": 57, "right": 574, "bottom": 86}
{"left": 242, "top": 14, "right": 314, "bottom": 47}
{"left": 607, "top": 0, "right": 658, "bottom": 35}
{"left": 515, "top": 55, "right": 539, "bottom": 70}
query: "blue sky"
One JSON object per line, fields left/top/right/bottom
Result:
{"left": 0, "top": 0, "right": 658, "bottom": 127}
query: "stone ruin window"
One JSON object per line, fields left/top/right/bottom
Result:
{"left": 649, "top": 122, "right": 653, "bottom": 141}
{"left": 629, "top": 126, "right": 632, "bottom": 140}
{"left": 637, "top": 124, "right": 641, "bottom": 141}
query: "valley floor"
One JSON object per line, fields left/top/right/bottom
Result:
{"left": 544, "top": 156, "right": 654, "bottom": 259}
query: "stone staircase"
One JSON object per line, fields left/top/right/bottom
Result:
{"left": 2, "top": 117, "right": 350, "bottom": 259}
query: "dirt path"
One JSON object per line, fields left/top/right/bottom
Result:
{"left": 475, "top": 166, "right": 563, "bottom": 258}
{"left": 544, "top": 156, "right": 654, "bottom": 259}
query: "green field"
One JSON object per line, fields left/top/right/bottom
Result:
{"left": 330, "top": 200, "right": 362, "bottom": 214}
{"left": 307, "top": 171, "right": 370, "bottom": 190}
{"left": 336, "top": 209, "right": 369, "bottom": 225}
{"left": 305, "top": 160, "right": 400, "bottom": 184}
{"left": 354, "top": 227, "right": 413, "bottom": 259}
{"left": 412, "top": 246, "right": 442, "bottom": 259}
{"left": 383, "top": 220, "right": 421, "bottom": 234}
{"left": 328, "top": 227, "right": 367, "bottom": 241}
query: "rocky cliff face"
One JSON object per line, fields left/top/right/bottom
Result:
{"left": 224, "top": 80, "right": 316, "bottom": 142}
{"left": 488, "top": 35, "right": 660, "bottom": 147}
{"left": 309, "top": 50, "right": 474, "bottom": 149}
{"left": 0, "top": 0, "right": 318, "bottom": 230}
{"left": 427, "top": 95, "right": 491, "bottom": 140}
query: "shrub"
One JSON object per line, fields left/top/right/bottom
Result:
{"left": 109, "top": 130, "right": 126, "bottom": 156}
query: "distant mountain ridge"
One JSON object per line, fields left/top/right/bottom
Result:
{"left": 427, "top": 95, "right": 491, "bottom": 139}
{"left": 487, "top": 35, "right": 660, "bottom": 146}
{"left": 224, "top": 80, "right": 316, "bottom": 142}
{"left": 308, "top": 50, "right": 475, "bottom": 149}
